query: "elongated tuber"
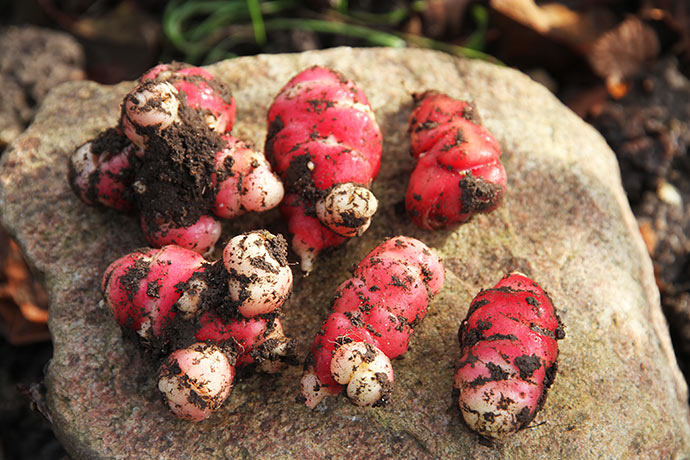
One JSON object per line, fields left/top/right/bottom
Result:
{"left": 266, "top": 66, "right": 382, "bottom": 272}
{"left": 407, "top": 90, "right": 507, "bottom": 229}
{"left": 300, "top": 236, "right": 444, "bottom": 408}
{"left": 453, "top": 273, "right": 564, "bottom": 438}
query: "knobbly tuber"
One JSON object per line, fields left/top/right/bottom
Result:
{"left": 68, "top": 127, "right": 141, "bottom": 212}
{"left": 158, "top": 342, "right": 235, "bottom": 422}
{"left": 69, "top": 63, "right": 283, "bottom": 254}
{"left": 102, "top": 230, "right": 295, "bottom": 421}
{"left": 454, "top": 273, "right": 564, "bottom": 438}
{"left": 407, "top": 90, "right": 506, "bottom": 229}
{"left": 266, "top": 66, "right": 382, "bottom": 272}
{"left": 300, "top": 236, "right": 444, "bottom": 408}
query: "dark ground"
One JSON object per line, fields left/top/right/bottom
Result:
{"left": 1, "top": 1, "right": 689, "bottom": 459}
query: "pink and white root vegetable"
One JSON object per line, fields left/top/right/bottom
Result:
{"left": 300, "top": 236, "right": 444, "bottom": 408}
{"left": 195, "top": 312, "right": 293, "bottom": 373}
{"left": 453, "top": 273, "right": 564, "bottom": 438}
{"left": 102, "top": 230, "right": 296, "bottom": 420}
{"left": 266, "top": 66, "right": 382, "bottom": 272}
{"left": 158, "top": 342, "right": 235, "bottom": 422}
{"left": 102, "top": 245, "right": 207, "bottom": 342}
{"left": 139, "top": 63, "right": 236, "bottom": 134}
{"left": 68, "top": 128, "right": 141, "bottom": 211}
{"left": 70, "top": 63, "right": 283, "bottom": 254}
{"left": 406, "top": 90, "right": 507, "bottom": 230}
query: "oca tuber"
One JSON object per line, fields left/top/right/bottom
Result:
{"left": 102, "top": 230, "right": 296, "bottom": 421}
{"left": 406, "top": 90, "right": 507, "bottom": 230}
{"left": 68, "top": 128, "right": 141, "bottom": 212}
{"left": 300, "top": 236, "right": 444, "bottom": 408}
{"left": 266, "top": 66, "right": 382, "bottom": 272}
{"left": 453, "top": 273, "right": 564, "bottom": 438}
{"left": 70, "top": 63, "right": 283, "bottom": 254}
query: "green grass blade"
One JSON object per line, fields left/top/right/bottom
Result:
{"left": 264, "top": 17, "right": 407, "bottom": 47}
{"left": 247, "top": 0, "right": 267, "bottom": 45}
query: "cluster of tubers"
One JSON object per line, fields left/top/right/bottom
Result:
{"left": 102, "top": 230, "right": 295, "bottom": 421}
{"left": 69, "top": 63, "right": 563, "bottom": 438}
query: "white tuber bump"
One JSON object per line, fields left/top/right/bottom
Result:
{"left": 240, "top": 157, "right": 285, "bottom": 212}
{"left": 223, "top": 230, "right": 292, "bottom": 317}
{"left": 300, "top": 364, "right": 330, "bottom": 409}
{"left": 70, "top": 142, "right": 98, "bottom": 205}
{"left": 157, "top": 342, "right": 234, "bottom": 422}
{"left": 174, "top": 277, "right": 208, "bottom": 320}
{"left": 329, "top": 341, "right": 393, "bottom": 407}
{"left": 315, "top": 183, "right": 378, "bottom": 237}
{"left": 122, "top": 81, "right": 180, "bottom": 149}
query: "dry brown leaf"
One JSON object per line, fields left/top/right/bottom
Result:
{"left": 421, "top": 0, "right": 472, "bottom": 39}
{"left": 491, "top": 0, "right": 578, "bottom": 34}
{"left": 639, "top": 219, "right": 659, "bottom": 255}
{"left": 0, "top": 300, "right": 50, "bottom": 345}
{"left": 0, "top": 231, "right": 50, "bottom": 344}
{"left": 588, "top": 16, "right": 660, "bottom": 86}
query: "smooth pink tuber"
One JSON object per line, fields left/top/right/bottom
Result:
{"left": 453, "top": 273, "right": 564, "bottom": 438}
{"left": 300, "top": 236, "right": 444, "bottom": 408}
{"left": 266, "top": 66, "right": 382, "bottom": 272}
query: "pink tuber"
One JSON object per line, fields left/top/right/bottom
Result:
{"left": 70, "top": 63, "right": 283, "bottom": 254}
{"left": 68, "top": 128, "right": 141, "bottom": 212}
{"left": 300, "top": 236, "right": 444, "bottom": 408}
{"left": 102, "top": 245, "right": 207, "bottom": 342}
{"left": 139, "top": 63, "right": 236, "bottom": 134}
{"left": 266, "top": 66, "right": 382, "bottom": 272}
{"left": 102, "top": 230, "right": 296, "bottom": 420}
{"left": 453, "top": 273, "right": 564, "bottom": 438}
{"left": 406, "top": 90, "right": 507, "bottom": 230}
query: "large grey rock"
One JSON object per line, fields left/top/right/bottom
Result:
{"left": 1, "top": 47, "right": 689, "bottom": 459}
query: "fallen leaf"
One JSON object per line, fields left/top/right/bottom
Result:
{"left": 588, "top": 16, "right": 660, "bottom": 87}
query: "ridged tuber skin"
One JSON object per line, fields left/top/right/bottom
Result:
{"left": 158, "top": 342, "right": 235, "bottom": 422}
{"left": 406, "top": 90, "right": 507, "bottom": 230}
{"left": 265, "top": 66, "right": 382, "bottom": 272}
{"left": 454, "top": 273, "right": 565, "bottom": 439}
{"left": 102, "top": 230, "right": 296, "bottom": 420}
{"left": 69, "top": 62, "right": 283, "bottom": 254}
{"left": 139, "top": 63, "right": 236, "bottom": 135}
{"left": 300, "top": 236, "right": 444, "bottom": 408}
{"left": 68, "top": 128, "right": 141, "bottom": 211}
{"left": 102, "top": 245, "right": 207, "bottom": 342}
{"left": 195, "top": 312, "right": 294, "bottom": 373}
